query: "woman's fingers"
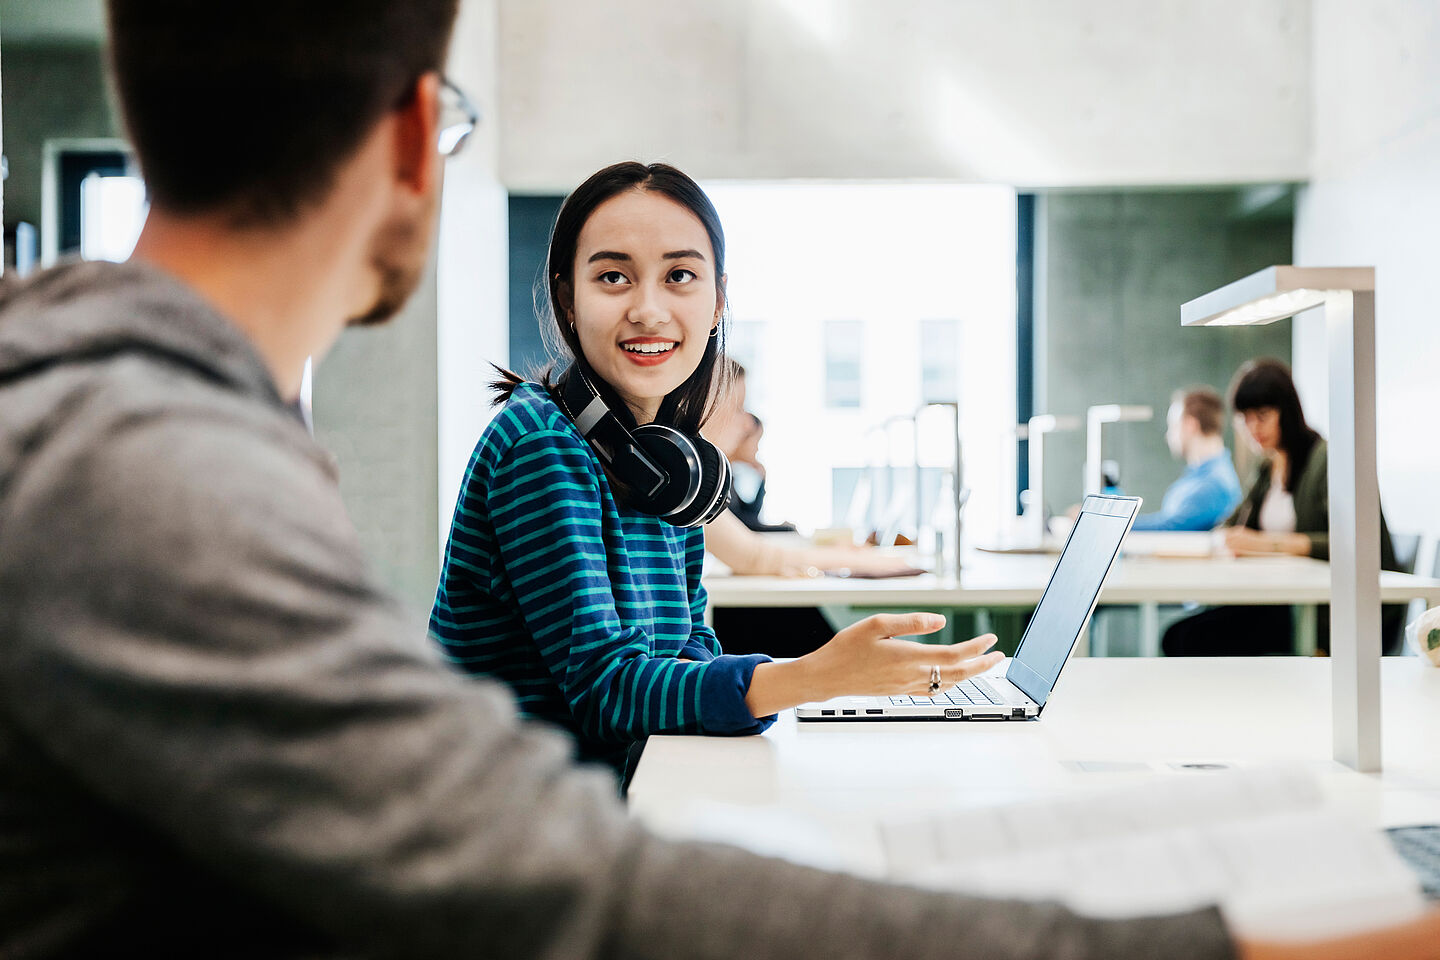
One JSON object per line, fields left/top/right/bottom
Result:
{"left": 884, "top": 633, "right": 997, "bottom": 667}
{"left": 945, "top": 633, "right": 998, "bottom": 660}
{"left": 944, "top": 638, "right": 1002, "bottom": 676}
{"left": 889, "top": 634, "right": 1003, "bottom": 693}
{"left": 944, "top": 651, "right": 1007, "bottom": 684}
{"left": 901, "top": 654, "right": 1002, "bottom": 695}
{"left": 820, "top": 620, "right": 1005, "bottom": 697}
{"left": 849, "top": 612, "right": 947, "bottom": 641}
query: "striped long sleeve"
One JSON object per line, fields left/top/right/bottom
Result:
{"left": 431, "top": 384, "right": 771, "bottom": 772}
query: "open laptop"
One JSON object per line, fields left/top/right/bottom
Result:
{"left": 796, "top": 494, "right": 1140, "bottom": 721}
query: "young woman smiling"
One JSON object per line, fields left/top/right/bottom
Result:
{"left": 429, "top": 162, "right": 1001, "bottom": 779}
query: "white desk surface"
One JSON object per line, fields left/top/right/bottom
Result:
{"left": 629, "top": 657, "right": 1440, "bottom": 834}
{"left": 702, "top": 551, "right": 1440, "bottom": 608}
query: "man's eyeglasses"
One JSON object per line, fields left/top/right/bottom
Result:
{"left": 438, "top": 76, "right": 480, "bottom": 158}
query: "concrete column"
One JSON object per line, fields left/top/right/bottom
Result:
{"left": 314, "top": 0, "right": 508, "bottom": 618}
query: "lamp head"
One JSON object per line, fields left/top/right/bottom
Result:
{"left": 1181, "top": 266, "right": 1374, "bottom": 327}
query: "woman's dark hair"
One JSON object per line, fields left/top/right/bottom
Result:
{"left": 493, "top": 161, "right": 730, "bottom": 438}
{"left": 1229, "top": 357, "right": 1320, "bottom": 491}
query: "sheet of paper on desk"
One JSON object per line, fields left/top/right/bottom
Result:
{"left": 878, "top": 767, "right": 1425, "bottom": 941}
{"left": 653, "top": 768, "right": 1426, "bottom": 942}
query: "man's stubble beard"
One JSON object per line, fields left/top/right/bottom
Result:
{"left": 347, "top": 187, "right": 439, "bottom": 328}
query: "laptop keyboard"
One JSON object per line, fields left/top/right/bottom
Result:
{"left": 889, "top": 678, "right": 1004, "bottom": 707}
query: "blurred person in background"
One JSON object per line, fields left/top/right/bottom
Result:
{"left": 703, "top": 360, "right": 921, "bottom": 580}
{"left": 1130, "top": 387, "right": 1242, "bottom": 532}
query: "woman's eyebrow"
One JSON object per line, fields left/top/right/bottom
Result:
{"left": 585, "top": 249, "right": 707, "bottom": 263}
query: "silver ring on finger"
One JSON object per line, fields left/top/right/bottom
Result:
{"left": 928, "top": 664, "right": 942, "bottom": 696}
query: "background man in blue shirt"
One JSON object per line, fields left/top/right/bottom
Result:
{"left": 1131, "top": 388, "right": 1242, "bottom": 531}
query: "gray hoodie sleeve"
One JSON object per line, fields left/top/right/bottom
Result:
{"left": 0, "top": 404, "right": 1234, "bottom": 960}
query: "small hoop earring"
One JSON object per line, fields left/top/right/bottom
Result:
{"left": 709, "top": 326, "right": 719, "bottom": 338}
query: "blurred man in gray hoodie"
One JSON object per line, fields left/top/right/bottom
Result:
{"left": 1, "top": 3, "right": 1436, "bottom": 959}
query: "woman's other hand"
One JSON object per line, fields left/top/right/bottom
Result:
{"left": 783, "top": 546, "right": 924, "bottom": 579}
{"left": 1223, "top": 527, "right": 1312, "bottom": 557}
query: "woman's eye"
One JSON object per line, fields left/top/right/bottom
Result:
{"left": 597, "top": 271, "right": 628, "bottom": 285}
{"left": 669, "top": 268, "right": 697, "bottom": 283}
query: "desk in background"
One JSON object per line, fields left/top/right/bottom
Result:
{"left": 702, "top": 551, "right": 1440, "bottom": 656}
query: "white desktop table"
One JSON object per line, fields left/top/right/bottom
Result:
{"left": 629, "top": 658, "right": 1440, "bottom": 836}
{"left": 702, "top": 552, "right": 1440, "bottom": 656}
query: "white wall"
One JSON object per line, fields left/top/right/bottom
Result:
{"left": 499, "top": 0, "right": 1310, "bottom": 192}
{"left": 1294, "top": 0, "right": 1440, "bottom": 549}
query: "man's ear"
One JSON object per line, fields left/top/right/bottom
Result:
{"left": 394, "top": 72, "right": 441, "bottom": 198}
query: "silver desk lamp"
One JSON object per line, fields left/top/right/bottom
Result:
{"left": 1182, "top": 266, "right": 1379, "bottom": 772}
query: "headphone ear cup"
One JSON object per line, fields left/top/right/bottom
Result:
{"left": 630, "top": 424, "right": 703, "bottom": 517}
{"left": 665, "top": 438, "right": 732, "bottom": 529}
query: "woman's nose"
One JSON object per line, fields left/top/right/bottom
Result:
{"left": 627, "top": 285, "right": 668, "bottom": 326}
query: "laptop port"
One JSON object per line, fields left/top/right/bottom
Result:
{"left": 841, "top": 709, "right": 857, "bottom": 716}
{"left": 944, "top": 708, "right": 964, "bottom": 719}
{"left": 969, "top": 712, "right": 1005, "bottom": 720}
{"left": 866, "top": 709, "right": 884, "bottom": 715}
{"left": 821, "top": 709, "right": 835, "bottom": 716}
{"left": 1012, "top": 707, "right": 1027, "bottom": 717}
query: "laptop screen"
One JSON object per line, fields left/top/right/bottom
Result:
{"left": 1006, "top": 496, "right": 1139, "bottom": 708}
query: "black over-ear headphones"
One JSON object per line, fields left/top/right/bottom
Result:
{"left": 555, "top": 365, "right": 732, "bottom": 528}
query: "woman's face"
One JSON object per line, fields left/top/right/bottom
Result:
{"left": 568, "top": 188, "right": 722, "bottom": 424}
{"left": 1240, "top": 406, "right": 1282, "bottom": 453}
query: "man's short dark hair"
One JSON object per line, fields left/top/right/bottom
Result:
{"left": 1177, "top": 387, "right": 1224, "bottom": 436}
{"left": 106, "top": 0, "right": 459, "bottom": 224}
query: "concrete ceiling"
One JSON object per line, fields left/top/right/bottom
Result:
{"left": 1, "top": 0, "right": 105, "bottom": 43}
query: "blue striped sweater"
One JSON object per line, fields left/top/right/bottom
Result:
{"left": 431, "top": 383, "right": 773, "bottom": 772}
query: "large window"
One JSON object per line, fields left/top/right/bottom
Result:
{"left": 702, "top": 183, "right": 1017, "bottom": 541}
{"left": 41, "top": 139, "right": 144, "bottom": 267}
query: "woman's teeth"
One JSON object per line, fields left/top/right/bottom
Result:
{"left": 622, "top": 342, "right": 676, "bottom": 354}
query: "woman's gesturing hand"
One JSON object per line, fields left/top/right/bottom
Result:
{"left": 801, "top": 614, "right": 1002, "bottom": 701}
{"left": 743, "top": 613, "right": 1004, "bottom": 718}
